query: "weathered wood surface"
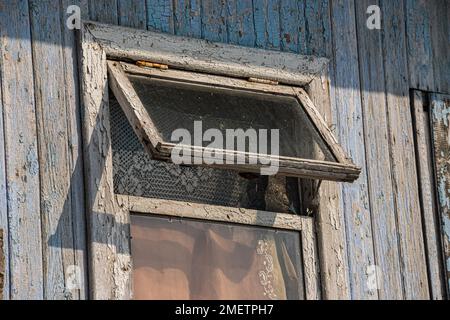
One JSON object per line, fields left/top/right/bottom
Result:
{"left": 29, "top": 0, "right": 82, "bottom": 300}
{"left": 354, "top": 0, "right": 403, "bottom": 299}
{"left": 61, "top": 0, "right": 89, "bottom": 300}
{"left": 302, "top": 0, "right": 351, "bottom": 300}
{"left": 85, "top": 21, "right": 329, "bottom": 87}
{"left": 120, "top": 195, "right": 307, "bottom": 231}
{"left": 0, "top": 35, "right": 8, "bottom": 301}
{"left": 331, "top": 0, "right": 376, "bottom": 300}
{"left": 0, "top": 229, "right": 4, "bottom": 299}
{"left": 429, "top": 93, "right": 450, "bottom": 298}
{"left": 118, "top": 0, "right": 147, "bottom": 29}
{"left": 381, "top": 0, "right": 429, "bottom": 299}
{"left": 406, "top": 0, "right": 450, "bottom": 93}
{"left": 0, "top": 0, "right": 44, "bottom": 300}
{"left": 412, "top": 90, "right": 446, "bottom": 300}
{"left": 80, "top": 22, "right": 132, "bottom": 299}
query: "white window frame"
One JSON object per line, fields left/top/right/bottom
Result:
{"left": 78, "top": 21, "right": 353, "bottom": 300}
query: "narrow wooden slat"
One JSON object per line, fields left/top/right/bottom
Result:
{"left": 118, "top": 0, "right": 147, "bottom": 29}
{"left": 29, "top": 0, "right": 79, "bottom": 300}
{"left": 302, "top": 0, "right": 350, "bottom": 300}
{"left": 430, "top": 0, "right": 450, "bottom": 94}
{"left": 406, "top": 0, "right": 435, "bottom": 91}
{"left": 119, "top": 195, "right": 307, "bottom": 231}
{"left": 226, "top": 0, "right": 255, "bottom": 47}
{"left": 354, "top": 0, "right": 403, "bottom": 299}
{"left": 60, "top": 0, "right": 90, "bottom": 300}
{"left": 381, "top": 0, "right": 429, "bottom": 299}
{"left": 85, "top": 21, "right": 329, "bottom": 87}
{"left": 107, "top": 61, "right": 162, "bottom": 152}
{"left": 173, "top": 0, "right": 201, "bottom": 37}
{"left": 0, "top": 64, "right": 8, "bottom": 300}
{"left": 201, "top": 0, "right": 227, "bottom": 43}
{"left": 331, "top": 0, "right": 377, "bottom": 300}
{"left": 0, "top": 0, "right": 43, "bottom": 299}
{"left": 301, "top": 218, "right": 320, "bottom": 300}
{"left": 412, "top": 90, "right": 446, "bottom": 300}
{"left": 89, "top": 0, "right": 118, "bottom": 24}
{"left": 279, "top": 0, "right": 305, "bottom": 53}
{"left": 429, "top": 92, "right": 450, "bottom": 298}
{"left": 253, "top": 0, "right": 281, "bottom": 49}
{"left": 80, "top": 24, "right": 132, "bottom": 299}
{"left": 146, "top": 0, "right": 174, "bottom": 33}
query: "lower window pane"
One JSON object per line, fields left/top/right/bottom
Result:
{"left": 130, "top": 214, "right": 304, "bottom": 300}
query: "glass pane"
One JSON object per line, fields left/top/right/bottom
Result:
{"left": 110, "top": 93, "right": 270, "bottom": 210}
{"left": 128, "top": 75, "right": 336, "bottom": 162}
{"left": 131, "top": 214, "right": 304, "bottom": 300}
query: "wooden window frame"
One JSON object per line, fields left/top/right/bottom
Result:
{"left": 108, "top": 61, "right": 360, "bottom": 182}
{"left": 78, "top": 21, "right": 346, "bottom": 300}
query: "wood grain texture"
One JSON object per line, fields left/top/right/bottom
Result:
{"left": 280, "top": 0, "right": 306, "bottom": 53}
{"left": 381, "top": 0, "right": 429, "bottom": 299}
{"left": 86, "top": 21, "right": 329, "bottom": 87}
{"left": 0, "top": 0, "right": 43, "bottom": 299}
{"left": 253, "top": 0, "right": 281, "bottom": 50}
{"left": 226, "top": 0, "right": 255, "bottom": 47}
{"left": 118, "top": 0, "right": 147, "bottom": 29}
{"left": 0, "top": 38, "right": 8, "bottom": 301}
{"left": 89, "top": 0, "right": 118, "bottom": 24}
{"left": 406, "top": 0, "right": 435, "bottom": 91}
{"left": 412, "top": 90, "right": 446, "bottom": 300}
{"left": 29, "top": 0, "right": 78, "bottom": 300}
{"left": 173, "top": 0, "right": 201, "bottom": 37}
{"left": 60, "top": 0, "right": 90, "bottom": 300}
{"left": 301, "top": 217, "right": 321, "bottom": 299}
{"left": 430, "top": 0, "right": 450, "bottom": 94}
{"left": 331, "top": 0, "right": 376, "bottom": 300}
{"left": 354, "top": 0, "right": 403, "bottom": 299}
{"left": 80, "top": 24, "right": 132, "bottom": 299}
{"left": 429, "top": 93, "right": 450, "bottom": 298}
{"left": 201, "top": 0, "right": 228, "bottom": 43}
{"left": 147, "top": 0, "right": 174, "bottom": 33}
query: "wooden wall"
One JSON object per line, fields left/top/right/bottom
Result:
{"left": 0, "top": 0, "right": 448, "bottom": 299}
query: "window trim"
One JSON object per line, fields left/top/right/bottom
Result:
{"left": 79, "top": 21, "right": 331, "bottom": 300}
{"left": 108, "top": 60, "right": 360, "bottom": 182}
{"left": 118, "top": 194, "right": 319, "bottom": 300}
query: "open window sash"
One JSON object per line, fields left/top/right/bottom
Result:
{"left": 107, "top": 60, "right": 360, "bottom": 182}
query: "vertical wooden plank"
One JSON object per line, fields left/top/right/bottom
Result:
{"left": 301, "top": 218, "right": 321, "bottom": 300}
{"left": 0, "top": 0, "right": 43, "bottom": 299}
{"left": 80, "top": 24, "right": 132, "bottom": 299}
{"left": 60, "top": 0, "right": 89, "bottom": 300}
{"left": 118, "top": 0, "right": 147, "bottom": 29}
{"left": 201, "top": 0, "right": 228, "bottom": 43}
{"left": 147, "top": 0, "right": 174, "bottom": 33}
{"left": 412, "top": 90, "right": 446, "bottom": 300}
{"left": 381, "top": 0, "right": 429, "bottom": 299}
{"left": 226, "top": 0, "right": 255, "bottom": 47}
{"left": 429, "top": 93, "right": 450, "bottom": 298}
{"left": 303, "top": 0, "right": 350, "bottom": 300}
{"left": 330, "top": 0, "right": 377, "bottom": 300}
{"left": 173, "top": 0, "right": 202, "bottom": 37}
{"left": 0, "top": 45, "right": 9, "bottom": 301}
{"left": 89, "top": 0, "right": 119, "bottom": 24}
{"left": 279, "top": 0, "right": 305, "bottom": 53}
{"left": 354, "top": 0, "right": 404, "bottom": 299}
{"left": 430, "top": 0, "right": 450, "bottom": 94}
{"left": 405, "top": 0, "right": 435, "bottom": 91}
{"left": 0, "top": 229, "right": 4, "bottom": 299}
{"left": 29, "top": 0, "right": 77, "bottom": 300}
{"left": 253, "top": 0, "right": 281, "bottom": 49}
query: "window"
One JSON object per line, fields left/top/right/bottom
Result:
{"left": 80, "top": 22, "right": 356, "bottom": 300}
{"left": 108, "top": 60, "right": 360, "bottom": 182}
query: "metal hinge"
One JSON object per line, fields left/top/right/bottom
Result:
{"left": 136, "top": 60, "right": 169, "bottom": 70}
{"left": 247, "top": 77, "right": 279, "bottom": 85}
